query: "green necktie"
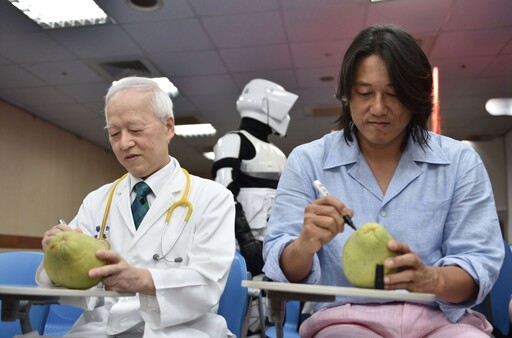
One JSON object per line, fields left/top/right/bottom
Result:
{"left": 131, "top": 182, "right": 151, "bottom": 229}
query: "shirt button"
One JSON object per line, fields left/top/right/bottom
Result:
{"left": 380, "top": 210, "right": 387, "bottom": 217}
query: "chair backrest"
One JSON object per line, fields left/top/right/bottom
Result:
{"left": 265, "top": 300, "right": 301, "bottom": 338}
{"left": 43, "top": 304, "right": 83, "bottom": 336}
{"left": 489, "top": 240, "right": 512, "bottom": 335}
{"left": 473, "top": 240, "right": 512, "bottom": 336}
{"left": 0, "top": 251, "right": 50, "bottom": 337}
{"left": 218, "top": 251, "right": 249, "bottom": 338}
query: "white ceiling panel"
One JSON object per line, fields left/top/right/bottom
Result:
{"left": 283, "top": 7, "right": 366, "bottom": 42}
{"left": 187, "top": 93, "right": 239, "bottom": 113}
{"left": 123, "top": 19, "right": 214, "bottom": 52}
{"left": 295, "top": 67, "right": 340, "bottom": 89}
{"left": 482, "top": 54, "right": 512, "bottom": 78}
{"left": 431, "top": 28, "right": 512, "bottom": 59}
{"left": 432, "top": 56, "right": 494, "bottom": 80}
{"left": 231, "top": 69, "right": 298, "bottom": 90}
{"left": 202, "top": 11, "right": 287, "bottom": 48}
{"left": 290, "top": 40, "right": 348, "bottom": 68}
{"left": 48, "top": 25, "right": 143, "bottom": 59}
{"left": 188, "top": 0, "right": 279, "bottom": 16}
{"left": 446, "top": 0, "right": 512, "bottom": 30}
{"left": 0, "top": 32, "right": 74, "bottom": 63}
{"left": 172, "top": 74, "right": 238, "bottom": 97}
{"left": 150, "top": 50, "right": 227, "bottom": 77}
{"left": 220, "top": 44, "right": 293, "bottom": 72}
{"left": 25, "top": 103, "right": 93, "bottom": 121}
{"left": 0, "top": 0, "right": 510, "bottom": 176}
{"left": 25, "top": 60, "right": 105, "bottom": 85}
{"left": 1, "top": 86, "right": 75, "bottom": 106}
{"left": 0, "top": 65, "right": 46, "bottom": 88}
{"left": 366, "top": 0, "right": 451, "bottom": 34}
{"left": 280, "top": 0, "right": 367, "bottom": 9}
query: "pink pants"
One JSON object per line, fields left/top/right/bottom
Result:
{"left": 299, "top": 303, "right": 492, "bottom": 338}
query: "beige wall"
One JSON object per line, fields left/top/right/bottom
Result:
{"left": 0, "top": 100, "right": 125, "bottom": 243}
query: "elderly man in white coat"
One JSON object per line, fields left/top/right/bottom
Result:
{"left": 36, "top": 76, "right": 236, "bottom": 338}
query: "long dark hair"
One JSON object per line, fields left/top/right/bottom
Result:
{"left": 335, "top": 24, "right": 433, "bottom": 149}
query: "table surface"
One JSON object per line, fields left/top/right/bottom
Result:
{"left": 243, "top": 280, "right": 436, "bottom": 304}
{"left": 0, "top": 284, "right": 135, "bottom": 298}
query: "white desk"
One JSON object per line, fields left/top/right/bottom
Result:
{"left": 243, "top": 280, "right": 436, "bottom": 338}
{"left": 0, "top": 284, "right": 134, "bottom": 335}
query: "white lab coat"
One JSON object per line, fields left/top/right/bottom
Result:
{"left": 36, "top": 158, "right": 236, "bottom": 338}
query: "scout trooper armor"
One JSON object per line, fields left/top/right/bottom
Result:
{"left": 212, "top": 79, "right": 298, "bottom": 276}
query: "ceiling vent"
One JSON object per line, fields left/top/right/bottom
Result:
{"left": 86, "top": 58, "right": 160, "bottom": 81}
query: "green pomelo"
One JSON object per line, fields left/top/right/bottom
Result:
{"left": 342, "top": 222, "right": 397, "bottom": 288}
{"left": 44, "top": 231, "right": 108, "bottom": 289}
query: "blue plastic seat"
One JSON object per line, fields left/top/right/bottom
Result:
{"left": 218, "top": 251, "right": 249, "bottom": 338}
{"left": 0, "top": 251, "right": 50, "bottom": 337}
{"left": 473, "top": 240, "right": 512, "bottom": 336}
{"left": 265, "top": 300, "right": 301, "bottom": 338}
{"left": 43, "top": 303, "right": 83, "bottom": 336}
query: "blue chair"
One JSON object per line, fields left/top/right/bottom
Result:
{"left": 0, "top": 251, "right": 50, "bottom": 337}
{"left": 473, "top": 240, "right": 512, "bottom": 336}
{"left": 218, "top": 251, "right": 249, "bottom": 338}
{"left": 43, "top": 304, "right": 83, "bottom": 336}
{"left": 265, "top": 300, "right": 301, "bottom": 338}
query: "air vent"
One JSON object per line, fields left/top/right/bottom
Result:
{"left": 86, "top": 58, "right": 160, "bottom": 81}
{"left": 101, "top": 60, "right": 151, "bottom": 79}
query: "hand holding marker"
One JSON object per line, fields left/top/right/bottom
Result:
{"left": 313, "top": 180, "right": 357, "bottom": 231}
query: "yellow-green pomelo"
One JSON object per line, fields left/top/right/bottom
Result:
{"left": 342, "top": 222, "right": 397, "bottom": 288}
{"left": 44, "top": 231, "right": 108, "bottom": 289}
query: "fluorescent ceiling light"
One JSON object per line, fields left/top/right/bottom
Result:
{"left": 175, "top": 124, "right": 217, "bottom": 138}
{"left": 486, "top": 98, "right": 512, "bottom": 116}
{"left": 8, "top": 0, "right": 112, "bottom": 29}
{"left": 112, "top": 77, "right": 179, "bottom": 97}
{"left": 203, "top": 152, "right": 215, "bottom": 161}
{"left": 151, "top": 77, "right": 179, "bottom": 97}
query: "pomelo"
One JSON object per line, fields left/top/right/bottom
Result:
{"left": 342, "top": 222, "right": 397, "bottom": 288}
{"left": 44, "top": 231, "right": 108, "bottom": 289}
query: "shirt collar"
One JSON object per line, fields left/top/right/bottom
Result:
{"left": 323, "top": 130, "right": 450, "bottom": 170}
{"left": 129, "top": 156, "right": 175, "bottom": 196}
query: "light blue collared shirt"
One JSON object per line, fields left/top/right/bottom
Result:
{"left": 263, "top": 130, "right": 504, "bottom": 323}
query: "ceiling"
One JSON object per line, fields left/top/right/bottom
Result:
{"left": 1, "top": 0, "right": 511, "bottom": 178}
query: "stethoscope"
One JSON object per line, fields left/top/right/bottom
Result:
{"left": 99, "top": 168, "right": 193, "bottom": 263}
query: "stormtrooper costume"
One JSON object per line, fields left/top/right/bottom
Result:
{"left": 211, "top": 79, "right": 298, "bottom": 277}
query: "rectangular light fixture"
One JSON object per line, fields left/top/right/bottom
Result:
{"left": 112, "top": 77, "right": 179, "bottom": 97}
{"left": 151, "top": 77, "right": 179, "bottom": 97}
{"left": 486, "top": 98, "right": 512, "bottom": 116}
{"left": 8, "top": 0, "right": 112, "bottom": 29}
{"left": 203, "top": 152, "right": 215, "bottom": 161}
{"left": 175, "top": 124, "right": 217, "bottom": 138}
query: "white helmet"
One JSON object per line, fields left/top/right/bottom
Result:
{"left": 236, "top": 79, "right": 298, "bottom": 136}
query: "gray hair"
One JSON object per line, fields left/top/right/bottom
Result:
{"left": 104, "top": 76, "right": 174, "bottom": 124}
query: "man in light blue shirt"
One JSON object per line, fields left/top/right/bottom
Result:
{"left": 263, "top": 24, "right": 504, "bottom": 338}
